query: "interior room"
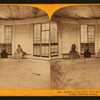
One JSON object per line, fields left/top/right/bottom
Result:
{"left": 51, "top": 5, "right": 100, "bottom": 90}
{"left": 0, "top": 5, "right": 50, "bottom": 89}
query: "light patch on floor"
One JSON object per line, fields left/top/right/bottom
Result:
{"left": 0, "top": 58, "right": 50, "bottom": 90}
{"left": 51, "top": 58, "right": 100, "bottom": 90}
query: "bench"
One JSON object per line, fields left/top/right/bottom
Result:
{"left": 23, "top": 53, "right": 31, "bottom": 59}
{"left": 61, "top": 53, "right": 69, "bottom": 59}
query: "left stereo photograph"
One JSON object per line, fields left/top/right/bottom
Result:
{"left": 0, "top": 5, "right": 50, "bottom": 89}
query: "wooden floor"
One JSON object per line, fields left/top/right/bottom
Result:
{"left": 51, "top": 58, "right": 100, "bottom": 90}
{"left": 0, "top": 58, "right": 50, "bottom": 89}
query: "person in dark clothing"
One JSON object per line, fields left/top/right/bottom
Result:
{"left": 69, "top": 44, "right": 80, "bottom": 59}
{"left": 84, "top": 44, "right": 91, "bottom": 58}
{"left": 1, "top": 44, "right": 8, "bottom": 58}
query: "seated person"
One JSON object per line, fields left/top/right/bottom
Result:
{"left": 84, "top": 44, "right": 91, "bottom": 58}
{"left": 15, "top": 44, "right": 24, "bottom": 59}
{"left": 1, "top": 44, "right": 8, "bottom": 58}
{"left": 69, "top": 44, "right": 80, "bottom": 59}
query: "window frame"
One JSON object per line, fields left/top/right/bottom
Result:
{"left": 33, "top": 22, "right": 50, "bottom": 57}
{"left": 0, "top": 25, "right": 12, "bottom": 55}
{"left": 50, "top": 22, "right": 58, "bottom": 57}
{"left": 80, "top": 24, "right": 95, "bottom": 55}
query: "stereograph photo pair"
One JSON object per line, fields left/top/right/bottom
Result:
{"left": 0, "top": 5, "right": 99, "bottom": 96}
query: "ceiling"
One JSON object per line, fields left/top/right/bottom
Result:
{"left": 52, "top": 5, "right": 100, "bottom": 19}
{"left": 0, "top": 5, "right": 47, "bottom": 20}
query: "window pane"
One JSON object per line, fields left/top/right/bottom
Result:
{"left": 42, "top": 23, "right": 49, "bottom": 30}
{"left": 88, "top": 25, "right": 95, "bottom": 43}
{"left": 5, "top": 26, "right": 12, "bottom": 43}
{"left": 50, "top": 22, "right": 57, "bottom": 43}
{"left": 4, "top": 26, "right": 12, "bottom": 55}
{"left": 88, "top": 43, "right": 95, "bottom": 54}
{"left": 42, "top": 31, "right": 49, "bottom": 43}
{"left": 81, "top": 25, "right": 87, "bottom": 43}
{"left": 34, "top": 24, "right": 41, "bottom": 43}
{"left": 88, "top": 39, "right": 94, "bottom": 43}
{"left": 6, "top": 44, "right": 12, "bottom": 55}
{"left": 81, "top": 43, "right": 87, "bottom": 54}
{"left": 33, "top": 45, "right": 40, "bottom": 56}
{"left": 0, "top": 26, "right": 4, "bottom": 43}
{"left": 50, "top": 22, "right": 58, "bottom": 57}
{"left": 41, "top": 46, "right": 49, "bottom": 57}
{"left": 33, "top": 24, "right": 41, "bottom": 56}
{"left": 41, "top": 23, "right": 50, "bottom": 57}
{"left": 51, "top": 45, "right": 58, "bottom": 57}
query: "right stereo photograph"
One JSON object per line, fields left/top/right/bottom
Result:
{"left": 50, "top": 5, "right": 100, "bottom": 90}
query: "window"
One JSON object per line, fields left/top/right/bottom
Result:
{"left": 33, "top": 23, "right": 49, "bottom": 57}
{"left": 81, "top": 25, "right": 95, "bottom": 55}
{"left": 41, "top": 23, "right": 49, "bottom": 57}
{"left": 50, "top": 22, "right": 58, "bottom": 57}
{"left": 33, "top": 24, "right": 41, "bottom": 56}
{"left": 0, "top": 25, "right": 12, "bottom": 55}
{"left": 33, "top": 22, "right": 58, "bottom": 58}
